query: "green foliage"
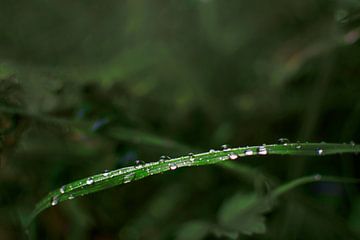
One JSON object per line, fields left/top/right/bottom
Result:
{"left": 176, "top": 221, "right": 212, "bottom": 240}
{"left": 218, "top": 192, "right": 268, "bottom": 235}
{"left": 1, "top": 0, "right": 360, "bottom": 239}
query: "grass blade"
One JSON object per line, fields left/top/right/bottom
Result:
{"left": 26, "top": 142, "right": 360, "bottom": 227}
{"left": 272, "top": 174, "right": 360, "bottom": 198}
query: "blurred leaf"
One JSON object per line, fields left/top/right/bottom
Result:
{"left": 218, "top": 192, "right": 271, "bottom": 235}
{"left": 175, "top": 221, "right": 211, "bottom": 240}
{"left": 103, "top": 125, "right": 190, "bottom": 151}
{"left": 348, "top": 196, "right": 360, "bottom": 235}
{"left": 216, "top": 174, "right": 360, "bottom": 237}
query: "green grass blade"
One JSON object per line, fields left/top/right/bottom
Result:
{"left": 0, "top": 104, "right": 190, "bottom": 151}
{"left": 102, "top": 125, "right": 191, "bottom": 150}
{"left": 272, "top": 175, "right": 360, "bottom": 198}
{"left": 26, "top": 142, "right": 360, "bottom": 227}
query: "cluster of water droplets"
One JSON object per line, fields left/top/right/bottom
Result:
{"left": 117, "top": 139, "right": 349, "bottom": 187}
{"left": 50, "top": 139, "right": 347, "bottom": 208}
{"left": 49, "top": 139, "right": 358, "bottom": 209}
{"left": 159, "top": 155, "right": 170, "bottom": 163}
{"left": 156, "top": 155, "right": 178, "bottom": 171}
{"left": 215, "top": 144, "right": 269, "bottom": 162}
{"left": 152, "top": 143, "right": 270, "bottom": 172}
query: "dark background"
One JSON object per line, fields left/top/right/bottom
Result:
{"left": 0, "top": 0, "right": 360, "bottom": 239}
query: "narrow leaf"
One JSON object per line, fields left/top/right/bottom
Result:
{"left": 26, "top": 142, "right": 360, "bottom": 227}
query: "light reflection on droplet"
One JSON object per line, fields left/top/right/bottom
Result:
{"left": 257, "top": 146, "right": 268, "bottom": 155}
{"left": 60, "top": 185, "right": 65, "bottom": 194}
{"left": 51, "top": 196, "right": 59, "bottom": 206}
{"left": 86, "top": 177, "right": 94, "bottom": 185}
{"left": 278, "top": 138, "right": 290, "bottom": 145}
{"left": 316, "top": 148, "right": 324, "bottom": 155}
{"left": 103, "top": 170, "right": 110, "bottom": 177}
{"left": 169, "top": 163, "right": 177, "bottom": 170}
{"left": 228, "top": 153, "right": 238, "bottom": 160}
{"left": 221, "top": 144, "right": 229, "bottom": 151}
{"left": 188, "top": 153, "right": 195, "bottom": 161}
{"left": 244, "top": 149, "right": 253, "bottom": 156}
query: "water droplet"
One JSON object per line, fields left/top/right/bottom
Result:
{"left": 135, "top": 160, "right": 145, "bottom": 165}
{"left": 188, "top": 153, "right": 195, "bottom": 161}
{"left": 124, "top": 173, "right": 135, "bottom": 183}
{"left": 159, "top": 155, "right": 170, "bottom": 163}
{"left": 314, "top": 174, "right": 322, "bottom": 181}
{"left": 51, "top": 196, "right": 59, "bottom": 206}
{"left": 103, "top": 170, "right": 110, "bottom": 177}
{"left": 257, "top": 146, "right": 268, "bottom": 155}
{"left": 278, "top": 138, "right": 290, "bottom": 145}
{"left": 316, "top": 148, "right": 324, "bottom": 155}
{"left": 169, "top": 163, "right": 177, "bottom": 170}
{"left": 228, "top": 153, "right": 238, "bottom": 160}
{"left": 86, "top": 177, "right": 94, "bottom": 185}
{"left": 221, "top": 144, "right": 229, "bottom": 150}
{"left": 350, "top": 141, "right": 356, "bottom": 147}
{"left": 68, "top": 195, "right": 74, "bottom": 200}
{"left": 60, "top": 185, "right": 65, "bottom": 194}
{"left": 296, "top": 145, "right": 301, "bottom": 149}
{"left": 209, "top": 149, "right": 216, "bottom": 153}
{"left": 244, "top": 149, "right": 253, "bottom": 156}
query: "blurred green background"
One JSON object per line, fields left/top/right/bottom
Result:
{"left": 1, "top": 0, "right": 360, "bottom": 239}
